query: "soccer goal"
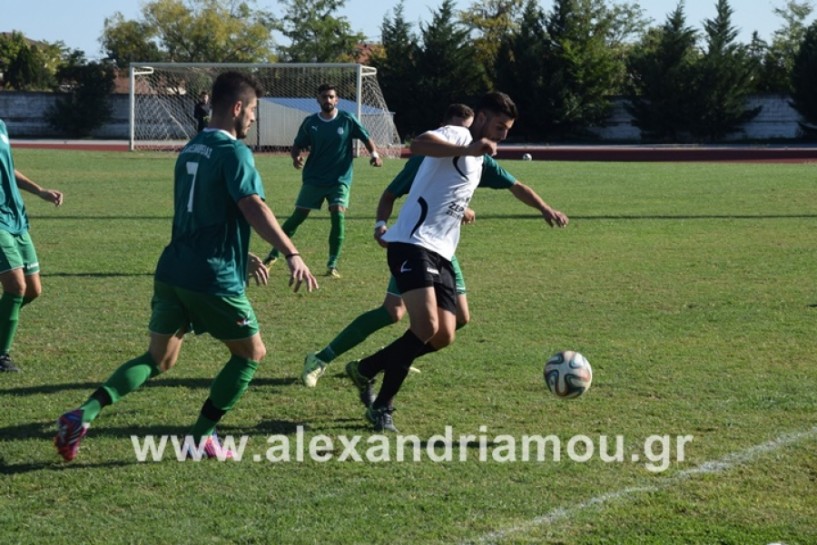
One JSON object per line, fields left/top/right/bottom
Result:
{"left": 128, "top": 62, "right": 402, "bottom": 157}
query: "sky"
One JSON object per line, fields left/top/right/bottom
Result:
{"left": 1, "top": 0, "right": 812, "bottom": 60}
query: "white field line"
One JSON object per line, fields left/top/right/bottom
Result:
{"left": 466, "top": 426, "right": 817, "bottom": 545}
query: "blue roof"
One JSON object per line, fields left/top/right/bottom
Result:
{"left": 262, "top": 97, "right": 387, "bottom": 115}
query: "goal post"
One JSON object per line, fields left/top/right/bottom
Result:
{"left": 128, "top": 62, "right": 402, "bottom": 157}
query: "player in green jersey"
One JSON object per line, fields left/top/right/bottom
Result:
{"left": 264, "top": 83, "right": 383, "bottom": 278}
{"left": 55, "top": 71, "right": 319, "bottom": 461}
{"left": 0, "top": 119, "right": 65, "bottom": 373}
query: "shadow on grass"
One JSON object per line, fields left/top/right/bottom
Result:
{"left": 0, "top": 458, "right": 133, "bottom": 475}
{"left": 42, "top": 272, "right": 154, "bottom": 278}
{"left": 0, "top": 376, "right": 298, "bottom": 397}
{"left": 475, "top": 213, "right": 817, "bottom": 221}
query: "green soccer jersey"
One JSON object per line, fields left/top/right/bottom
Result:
{"left": 386, "top": 154, "right": 517, "bottom": 198}
{"left": 155, "top": 129, "right": 266, "bottom": 296}
{"left": 0, "top": 120, "right": 30, "bottom": 235}
{"left": 294, "top": 110, "right": 371, "bottom": 187}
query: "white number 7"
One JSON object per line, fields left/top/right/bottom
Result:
{"left": 186, "top": 161, "right": 199, "bottom": 212}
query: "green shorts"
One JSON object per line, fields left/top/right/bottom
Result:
{"left": 0, "top": 230, "right": 40, "bottom": 276}
{"left": 295, "top": 183, "right": 350, "bottom": 210}
{"left": 149, "top": 281, "right": 259, "bottom": 341}
{"left": 386, "top": 254, "right": 466, "bottom": 296}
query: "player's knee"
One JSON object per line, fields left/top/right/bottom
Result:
{"left": 432, "top": 330, "right": 456, "bottom": 349}
{"left": 386, "top": 305, "right": 405, "bottom": 323}
{"left": 25, "top": 285, "right": 42, "bottom": 302}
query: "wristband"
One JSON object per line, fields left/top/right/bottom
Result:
{"left": 370, "top": 152, "right": 380, "bottom": 160}
{"left": 284, "top": 253, "right": 300, "bottom": 259}
{"left": 374, "top": 220, "right": 387, "bottom": 230}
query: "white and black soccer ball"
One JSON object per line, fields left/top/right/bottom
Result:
{"left": 521, "top": 153, "right": 532, "bottom": 161}
{"left": 544, "top": 351, "right": 592, "bottom": 398}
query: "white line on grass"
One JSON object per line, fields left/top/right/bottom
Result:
{"left": 465, "top": 426, "right": 817, "bottom": 545}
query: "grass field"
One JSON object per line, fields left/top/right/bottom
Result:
{"left": 1, "top": 149, "right": 816, "bottom": 544}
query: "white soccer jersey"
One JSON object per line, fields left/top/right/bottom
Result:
{"left": 382, "top": 125, "right": 483, "bottom": 260}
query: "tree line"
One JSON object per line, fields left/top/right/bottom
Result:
{"left": 1, "top": 0, "right": 815, "bottom": 141}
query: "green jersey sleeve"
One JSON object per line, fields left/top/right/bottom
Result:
{"left": 478, "top": 154, "right": 517, "bottom": 190}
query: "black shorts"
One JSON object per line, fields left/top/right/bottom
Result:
{"left": 387, "top": 242, "right": 457, "bottom": 314}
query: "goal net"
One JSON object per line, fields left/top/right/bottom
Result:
{"left": 128, "top": 62, "right": 402, "bottom": 157}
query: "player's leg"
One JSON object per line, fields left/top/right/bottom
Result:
{"left": 303, "top": 281, "right": 404, "bottom": 387}
{"left": 0, "top": 268, "right": 24, "bottom": 372}
{"left": 188, "top": 293, "right": 263, "bottom": 444}
{"left": 55, "top": 281, "right": 188, "bottom": 461}
{"left": 21, "top": 271, "right": 42, "bottom": 306}
{"left": 0, "top": 231, "right": 37, "bottom": 372}
{"left": 326, "top": 184, "right": 350, "bottom": 275}
{"left": 264, "top": 202, "right": 311, "bottom": 265}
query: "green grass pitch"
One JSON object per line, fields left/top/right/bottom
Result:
{"left": 1, "top": 149, "right": 816, "bottom": 544}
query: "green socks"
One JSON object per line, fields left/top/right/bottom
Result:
{"left": 328, "top": 210, "right": 345, "bottom": 269}
{"left": 80, "top": 352, "right": 161, "bottom": 424}
{"left": 319, "top": 306, "right": 394, "bottom": 363}
{"left": 269, "top": 208, "right": 310, "bottom": 260}
{"left": 0, "top": 292, "right": 24, "bottom": 355}
{"left": 190, "top": 356, "right": 259, "bottom": 439}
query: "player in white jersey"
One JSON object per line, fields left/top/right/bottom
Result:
{"left": 345, "top": 92, "right": 520, "bottom": 432}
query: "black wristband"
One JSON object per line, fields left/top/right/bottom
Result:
{"left": 285, "top": 253, "right": 299, "bottom": 259}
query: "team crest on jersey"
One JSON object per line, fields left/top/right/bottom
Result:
{"left": 337, "top": 127, "right": 345, "bottom": 135}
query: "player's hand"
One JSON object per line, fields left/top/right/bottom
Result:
{"left": 466, "top": 138, "right": 497, "bottom": 157}
{"left": 369, "top": 156, "right": 383, "bottom": 167}
{"left": 462, "top": 208, "right": 476, "bottom": 224}
{"left": 374, "top": 224, "right": 388, "bottom": 248}
{"left": 286, "top": 255, "right": 319, "bottom": 293}
{"left": 40, "top": 189, "right": 64, "bottom": 207}
{"left": 247, "top": 253, "right": 269, "bottom": 286}
{"left": 544, "top": 208, "right": 569, "bottom": 228}
{"left": 292, "top": 156, "right": 304, "bottom": 170}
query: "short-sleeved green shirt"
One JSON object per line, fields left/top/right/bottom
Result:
{"left": 386, "top": 154, "right": 517, "bottom": 198}
{"left": 0, "top": 120, "right": 30, "bottom": 235}
{"left": 294, "top": 110, "right": 371, "bottom": 188}
{"left": 154, "top": 129, "right": 265, "bottom": 297}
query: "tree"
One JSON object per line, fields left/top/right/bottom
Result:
{"left": 626, "top": 4, "right": 700, "bottom": 141}
{"left": 275, "top": 0, "right": 367, "bottom": 62}
{"left": 101, "top": 13, "right": 166, "bottom": 68}
{"left": 493, "top": 0, "right": 549, "bottom": 140}
{"left": 46, "top": 51, "right": 116, "bottom": 137}
{"left": 5, "top": 42, "right": 57, "bottom": 91}
{"left": 100, "top": 0, "right": 276, "bottom": 66}
{"left": 370, "top": 2, "right": 422, "bottom": 138}
{"left": 459, "top": 0, "right": 525, "bottom": 87}
{"left": 752, "top": 1, "right": 815, "bottom": 92}
{"left": 412, "top": 0, "right": 486, "bottom": 135}
{"left": 541, "top": 0, "right": 643, "bottom": 138}
{"left": 686, "top": 0, "right": 761, "bottom": 140}
{"left": 790, "top": 20, "right": 817, "bottom": 136}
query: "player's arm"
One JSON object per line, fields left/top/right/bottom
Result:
{"left": 14, "top": 169, "right": 63, "bottom": 206}
{"left": 364, "top": 138, "right": 382, "bottom": 167}
{"left": 410, "top": 131, "right": 496, "bottom": 158}
{"left": 508, "top": 182, "right": 568, "bottom": 227}
{"left": 237, "top": 195, "right": 318, "bottom": 292}
{"left": 374, "top": 189, "right": 398, "bottom": 247}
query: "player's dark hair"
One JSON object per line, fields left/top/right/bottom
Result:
{"left": 443, "top": 103, "right": 474, "bottom": 123}
{"left": 475, "top": 92, "right": 518, "bottom": 120}
{"left": 211, "top": 71, "right": 263, "bottom": 111}
{"left": 317, "top": 83, "right": 337, "bottom": 95}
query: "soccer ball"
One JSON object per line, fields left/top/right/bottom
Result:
{"left": 521, "top": 153, "right": 532, "bottom": 161}
{"left": 544, "top": 351, "right": 592, "bottom": 398}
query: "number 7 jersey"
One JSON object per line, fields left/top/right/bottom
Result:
{"left": 381, "top": 125, "right": 483, "bottom": 261}
{"left": 155, "top": 129, "right": 265, "bottom": 296}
